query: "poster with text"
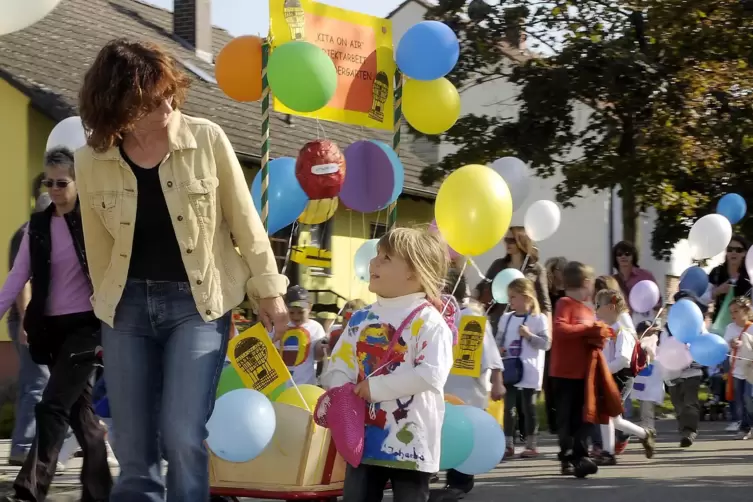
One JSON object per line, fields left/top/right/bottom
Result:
{"left": 450, "top": 316, "right": 486, "bottom": 378}
{"left": 229, "top": 323, "right": 292, "bottom": 401}
{"left": 270, "top": 0, "right": 395, "bottom": 130}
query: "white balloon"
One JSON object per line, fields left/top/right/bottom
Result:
{"left": 46, "top": 117, "right": 87, "bottom": 152}
{"left": 746, "top": 245, "right": 753, "bottom": 279}
{"left": 688, "top": 214, "right": 732, "bottom": 260}
{"left": 523, "top": 200, "right": 561, "bottom": 241}
{"left": 0, "top": 0, "right": 61, "bottom": 36}
{"left": 490, "top": 157, "right": 530, "bottom": 211}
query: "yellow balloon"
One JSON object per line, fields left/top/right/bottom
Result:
{"left": 276, "top": 384, "right": 325, "bottom": 411}
{"left": 435, "top": 164, "right": 513, "bottom": 256}
{"left": 402, "top": 78, "right": 461, "bottom": 135}
{"left": 298, "top": 197, "right": 338, "bottom": 224}
{"left": 487, "top": 398, "right": 504, "bottom": 426}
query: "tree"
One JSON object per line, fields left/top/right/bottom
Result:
{"left": 422, "top": 0, "right": 753, "bottom": 259}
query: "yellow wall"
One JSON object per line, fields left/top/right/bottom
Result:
{"left": 0, "top": 80, "right": 55, "bottom": 341}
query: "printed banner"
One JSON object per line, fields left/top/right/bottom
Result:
{"left": 450, "top": 316, "right": 486, "bottom": 378}
{"left": 269, "top": 0, "right": 395, "bottom": 130}
{"left": 228, "top": 323, "right": 292, "bottom": 400}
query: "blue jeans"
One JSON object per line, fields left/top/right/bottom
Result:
{"left": 102, "top": 280, "right": 230, "bottom": 502}
{"left": 733, "top": 378, "right": 752, "bottom": 431}
{"left": 7, "top": 320, "right": 50, "bottom": 458}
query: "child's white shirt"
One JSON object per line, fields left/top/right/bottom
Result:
{"left": 496, "top": 312, "right": 550, "bottom": 390}
{"left": 275, "top": 319, "right": 326, "bottom": 385}
{"left": 604, "top": 312, "right": 637, "bottom": 374}
{"left": 724, "top": 322, "right": 753, "bottom": 380}
{"left": 321, "top": 293, "right": 453, "bottom": 473}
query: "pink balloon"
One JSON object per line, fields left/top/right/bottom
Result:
{"left": 628, "top": 280, "right": 660, "bottom": 313}
{"left": 429, "top": 219, "right": 460, "bottom": 259}
{"left": 656, "top": 337, "right": 692, "bottom": 372}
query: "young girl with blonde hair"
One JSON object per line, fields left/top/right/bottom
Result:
{"left": 724, "top": 296, "right": 753, "bottom": 439}
{"left": 497, "top": 278, "right": 550, "bottom": 458}
{"left": 321, "top": 227, "right": 454, "bottom": 502}
{"left": 594, "top": 289, "right": 656, "bottom": 465}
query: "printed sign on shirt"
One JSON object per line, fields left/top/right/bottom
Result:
{"left": 450, "top": 316, "right": 486, "bottom": 378}
{"left": 228, "top": 323, "right": 292, "bottom": 401}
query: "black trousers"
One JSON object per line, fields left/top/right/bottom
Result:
{"left": 14, "top": 312, "right": 113, "bottom": 502}
{"left": 445, "top": 469, "right": 474, "bottom": 493}
{"left": 552, "top": 377, "right": 589, "bottom": 463}
{"left": 542, "top": 351, "right": 557, "bottom": 433}
{"left": 343, "top": 463, "right": 431, "bottom": 502}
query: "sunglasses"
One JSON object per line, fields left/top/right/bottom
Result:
{"left": 42, "top": 179, "right": 72, "bottom": 189}
{"left": 727, "top": 246, "right": 746, "bottom": 253}
{"left": 504, "top": 237, "right": 516, "bottom": 244}
{"left": 616, "top": 251, "right": 633, "bottom": 257}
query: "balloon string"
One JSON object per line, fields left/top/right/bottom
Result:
{"left": 280, "top": 222, "right": 298, "bottom": 275}
{"left": 639, "top": 307, "right": 665, "bottom": 339}
{"left": 484, "top": 254, "right": 530, "bottom": 315}
{"left": 441, "top": 260, "right": 468, "bottom": 316}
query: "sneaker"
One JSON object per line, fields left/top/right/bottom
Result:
{"left": 726, "top": 421, "right": 741, "bottom": 432}
{"left": 504, "top": 446, "right": 515, "bottom": 459}
{"left": 743, "top": 430, "right": 753, "bottom": 440}
{"left": 639, "top": 428, "right": 656, "bottom": 459}
{"left": 593, "top": 452, "right": 616, "bottom": 466}
{"left": 614, "top": 439, "right": 629, "bottom": 455}
{"left": 439, "top": 487, "right": 467, "bottom": 500}
{"left": 54, "top": 462, "right": 66, "bottom": 474}
{"left": 560, "top": 461, "right": 574, "bottom": 476}
{"left": 6, "top": 453, "right": 26, "bottom": 467}
{"left": 520, "top": 448, "right": 539, "bottom": 458}
{"left": 680, "top": 432, "right": 696, "bottom": 448}
{"left": 429, "top": 473, "right": 440, "bottom": 484}
{"left": 574, "top": 457, "right": 599, "bottom": 478}
{"left": 589, "top": 445, "right": 602, "bottom": 458}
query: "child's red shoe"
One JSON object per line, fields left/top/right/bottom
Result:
{"left": 520, "top": 448, "right": 539, "bottom": 458}
{"left": 614, "top": 439, "right": 629, "bottom": 455}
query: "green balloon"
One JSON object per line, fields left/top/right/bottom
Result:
{"left": 216, "top": 365, "right": 245, "bottom": 399}
{"left": 267, "top": 41, "right": 338, "bottom": 113}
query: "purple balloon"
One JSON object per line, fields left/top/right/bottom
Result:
{"left": 340, "top": 140, "right": 404, "bottom": 213}
{"left": 629, "top": 280, "right": 660, "bottom": 313}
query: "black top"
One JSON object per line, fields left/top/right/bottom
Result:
{"left": 120, "top": 146, "right": 188, "bottom": 282}
{"left": 7, "top": 223, "right": 27, "bottom": 323}
{"left": 708, "top": 263, "right": 751, "bottom": 322}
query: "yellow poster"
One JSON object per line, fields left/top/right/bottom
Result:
{"left": 450, "top": 316, "right": 486, "bottom": 378}
{"left": 269, "top": 0, "right": 395, "bottom": 130}
{"left": 229, "top": 323, "right": 292, "bottom": 399}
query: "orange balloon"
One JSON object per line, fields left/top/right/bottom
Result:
{"left": 444, "top": 394, "right": 465, "bottom": 406}
{"left": 216, "top": 36, "right": 263, "bottom": 102}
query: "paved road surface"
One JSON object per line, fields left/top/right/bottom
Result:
{"left": 1, "top": 420, "right": 751, "bottom": 501}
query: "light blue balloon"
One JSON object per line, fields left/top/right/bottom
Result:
{"left": 678, "top": 266, "right": 709, "bottom": 298}
{"left": 396, "top": 21, "right": 460, "bottom": 81}
{"left": 455, "top": 405, "right": 506, "bottom": 475}
{"left": 354, "top": 239, "right": 379, "bottom": 282}
{"left": 717, "top": 193, "right": 747, "bottom": 225}
{"left": 667, "top": 299, "right": 704, "bottom": 344}
{"left": 491, "top": 268, "right": 525, "bottom": 304}
{"left": 207, "top": 389, "right": 276, "bottom": 463}
{"left": 689, "top": 332, "right": 729, "bottom": 367}
{"left": 251, "top": 157, "right": 309, "bottom": 235}
{"left": 439, "top": 403, "right": 474, "bottom": 470}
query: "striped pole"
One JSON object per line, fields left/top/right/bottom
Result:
{"left": 388, "top": 69, "right": 403, "bottom": 230}
{"left": 260, "top": 39, "right": 271, "bottom": 232}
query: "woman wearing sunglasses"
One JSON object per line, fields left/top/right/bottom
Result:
{"left": 611, "top": 241, "right": 661, "bottom": 324}
{"left": 709, "top": 236, "right": 751, "bottom": 325}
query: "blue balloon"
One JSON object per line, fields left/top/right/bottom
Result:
{"left": 396, "top": 21, "right": 460, "bottom": 81}
{"left": 439, "top": 403, "right": 474, "bottom": 470}
{"left": 251, "top": 157, "right": 309, "bottom": 235}
{"left": 717, "top": 193, "right": 747, "bottom": 224}
{"left": 679, "top": 266, "right": 709, "bottom": 298}
{"left": 354, "top": 239, "right": 379, "bottom": 282}
{"left": 207, "top": 389, "right": 276, "bottom": 463}
{"left": 667, "top": 299, "right": 704, "bottom": 344}
{"left": 455, "top": 405, "right": 506, "bottom": 475}
{"left": 689, "top": 332, "right": 729, "bottom": 367}
{"left": 491, "top": 268, "right": 525, "bottom": 304}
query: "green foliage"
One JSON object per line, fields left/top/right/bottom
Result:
{"left": 423, "top": 0, "right": 753, "bottom": 259}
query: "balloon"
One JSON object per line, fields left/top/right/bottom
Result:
{"left": 455, "top": 405, "right": 506, "bottom": 475}
{"left": 396, "top": 21, "right": 460, "bottom": 81}
{"left": 340, "top": 141, "right": 404, "bottom": 213}
{"left": 435, "top": 164, "right": 513, "bottom": 256}
{"left": 251, "top": 157, "right": 309, "bottom": 235}
{"left": 628, "top": 280, "right": 660, "bottom": 313}
{"left": 276, "top": 384, "right": 325, "bottom": 411}
{"left": 46, "top": 116, "right": 87, "bottom": 152}
{"left": 206, "top": 389, "right": 276, "bottom": 462}
{"left": 678, "top": 266, "right": 710, "bottom": 298}
{"left": 523, "top": 200, "right": 561, "bottom": 241}
{"left": 216, "top": 365, "right": 245, "bottom": 399}
{"left": 689, "top": 332, "right": 729, "bottom": 367}
{"left": 491, "top": 268, "right": 525, "bottom": 304}
{"left": 428, "top": 220, "right": 461, "bottom": 260}
{"left": 402, "top": 78, "right": 461, "bottom": 135}
{"left": 747, "top": 247, "right": 753, "bottom": 280}
{"left": 0, "top": 0, "right": 61, "bottom": 35}
{"left": 444, "top": 394, "right": 465, "bottom": 406}
{"left": 439, "top": 404, "right": 475, "bottom": 470}
{"left": 655, "top": 336, "right": 693, "bottom": 372}
{"left": 267, "top": 41, "right": 338, "bottom": 112}
{"left": 490, "top": 157, "right": 530, "bottom": 211}
{"left": 667, "top": 299, "right": 704, "bottom": 344}
{"left": 688, "top": 214, "right": 732, "bottom": 260}
{"left": 354, "top": 239, "right": 379, "bottom": 282}
{"left": 298, "top": 198, "right": 338, "bottom": 224}
{"left": 717, "top": 193, "right": 747, "bottom": 225}
{"left": 295, "top": 140, "right": 346, "bottom": 200}
{"left": 215, "top": 36, "right": 263, "bottom": 102}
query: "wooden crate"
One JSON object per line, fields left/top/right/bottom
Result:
{"left": 209, "top": 402, "right": 346, "bottom": 492}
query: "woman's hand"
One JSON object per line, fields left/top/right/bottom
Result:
{"left": 258, "top": 296, "right": 289, "bottom": 342}
{"left": 490, "top": 382, "right": 506, "bottom": 401}
{"left": 354, "top": 380, "right": 372, "bottom": 402}
{"left": 731, "top": 338, "right": 743, "bottom": 349}
{"left": 715, "top": 282, "right": 731, "bottom": 297}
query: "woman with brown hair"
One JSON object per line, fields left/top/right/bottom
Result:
{"left": 75, "top": 39, "right": 289, "bottom": 502}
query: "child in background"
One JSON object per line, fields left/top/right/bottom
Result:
{"left": 724, "top": 296, "right": 753, "bottom": 439}
{"left": 321, "top": 228, "right": 453, "bottom": 502}
{"left": 497, "top": 278, "right": 550, "bottom": 458}
{"left": 278, "top": 285, "right": 327, "bottom": 386}
{"left": 329, "top": 299, "right": 368, "bottom": 348}
{"left": 550, "top": 262, "right": 611, "bottom": 478}
{"left": 593, "top": 290, "right": 656, "bottom": 465}
{"left": 443, "top": 268, "right": 504, "bottom": 497}
{"left": 633, "top": 320, "right": 664, "bottom": 431}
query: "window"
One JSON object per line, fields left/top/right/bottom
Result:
{"left": 370, "top": 222, "right": 388, "bottom": 239}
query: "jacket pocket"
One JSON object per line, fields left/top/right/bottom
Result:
{"left": 185, "top": 177, "right": 219, "bottom": 222}
{"left": 89, "top": 191, "right": 118, "bottom": 233}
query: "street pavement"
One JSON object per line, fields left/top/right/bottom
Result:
{"left": 1, "top": 420, "right": 750, "bottom": 501}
